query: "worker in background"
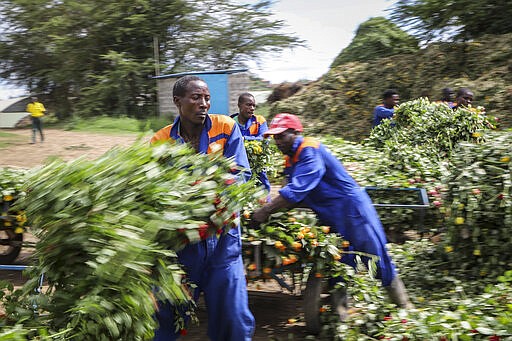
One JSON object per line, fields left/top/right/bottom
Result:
{"left": 451, "top": 87, "right": 474, "bottom": 109}
{"left": 372, "top": 89, "right": 399, "bottom": 127}
{"left": 440, "top": 87, "right": 455, "bottom": 105}
{"left": 231, "top": 92, "right": 271, "bottom": 193}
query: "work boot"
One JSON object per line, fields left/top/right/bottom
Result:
{"left": 385, "top": 276, "right": 414, "bottom": 309}
{"left": 331, "top": 287, "right": 349, "bottom": 321}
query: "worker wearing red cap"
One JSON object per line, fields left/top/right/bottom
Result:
{"left": 252, "top": 113, "right": 413, "bottom": 313}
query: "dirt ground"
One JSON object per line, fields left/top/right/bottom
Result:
{"left": 0, "top": 128, "right": 142, "bottom": 168}
{"left": 0, "top": 127, "right": 312, "bottom": 341}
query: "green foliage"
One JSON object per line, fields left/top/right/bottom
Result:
{"left": 138, "top": 115, "right": 173, "bottom": 134}
{"left": 365, "top": 99, "right": 494, "bottom": 178}
{"left": 0, "top": 168, "right": 26, "bottom": 197}
{"left": 181, "top": 0, "right": 304, "bottom": 70}
{"left": 391, "top": 0, "right": 512, "bottom": 41}
{"left": 249, "top": 74, "right": 272, "bottom": 91}
{"left": 0, "top": 0, "right": 301, "bottom": 119}
{"left": 0, "top": 131, "right": 25, "bottom": 149}
{"left": 316, "top": 241, "right": 512, "bottom": 340}
{"left": 315, "top": 136, "right": 440, "bottom": 241}
{"left": 5, "top": 142, "right": 261, "bottom": 340}
{"left": 319, "top": 136, "right": 409, "bottom": 186}
{"left": 75, "top": 52, "right": 156, "bottom": 118}
{"left": 254, "top": 102, "right": 271, "bottom": 118}
{"left": 243, "top": 210, "right": 362, "bottom": 281}
{"left": 270, "top": 34, "right": 512, "bottom": 142}
{"left": 331, "top": 17, "right": 419, "bottom": 67}
{"left": 0, "top": 168, "right": 28, "bottom": 233}
{"left": 441, "top": 132, "right": 512, "bottom": 278}
{"left": 244, "top": 139, "right": 280, "bottom": 187}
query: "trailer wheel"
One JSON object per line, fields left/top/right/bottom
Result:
{"left": 0, "top": 230, "right": 23, "bottom": 264}
{"left": 303, "top": 274, "right": 328, "bottom": 334}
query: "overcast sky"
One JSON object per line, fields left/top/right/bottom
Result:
{"left": 0, "top": 0, "right": 397, "bottom": 99}
{"left": 244, "top": 0, "right": 397, "bottom": 83}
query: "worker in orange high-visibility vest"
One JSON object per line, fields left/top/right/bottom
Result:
{"left": 230, "top": 92, "right": 271, "bottom": 193}
{"left": 151, "top": 75, "right": 254, "bottom": 341}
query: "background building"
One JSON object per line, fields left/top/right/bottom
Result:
{"left": 154, "top": 69, "right": 249, "bottom": 117}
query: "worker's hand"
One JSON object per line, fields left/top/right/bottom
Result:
{"left": 248, "top": 218, "right": 261, "bottom": 230}
{"left": 250, "top": 207, "right": 270, "bottom": 229}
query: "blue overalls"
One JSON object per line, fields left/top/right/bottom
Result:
{"left": 372, "top": 105, "right": 395, "bottom": 127}
{"left": 279, "top": 136, "right": 397, "bottom": 287}
{"left": 151, "top": 115, "right": 255, "bottom": 341}
{"left": 231, "top": 113, "right": 271, "bottom": 193}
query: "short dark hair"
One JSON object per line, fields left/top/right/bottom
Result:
{"left": 442, "top": 87, "right": 453, "bottom": 95}
{"left": 238, "top": 92, "right": 254, "bottom": 105}
{"left": 173, "top": 75, "right": 205, "bottom": 98}
{"left": 456, "top": 87, "right": 472, "bottom": 98}
{"left": 440, "top": 87, "right": 454, "bottom": 101}
{"left": 383, "top": 89, "right": 398, "bottom": 99}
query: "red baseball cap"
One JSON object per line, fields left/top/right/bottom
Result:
{"left": 264, "top": 113, "right": 303, "bottom": 137}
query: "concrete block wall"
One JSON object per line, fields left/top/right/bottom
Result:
{"left": 228, "top": 72, "right": 249, "bottom": 115}
{"left": 156, "top": 78, "right": 178, "bottom": 118}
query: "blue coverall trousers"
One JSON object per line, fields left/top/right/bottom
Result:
{"left": 153, "top": 226, "right": 255, "bottom": 341}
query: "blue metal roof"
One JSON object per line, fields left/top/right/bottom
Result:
{"left": 153, "top": 68, "right": 248, "bottom": 79}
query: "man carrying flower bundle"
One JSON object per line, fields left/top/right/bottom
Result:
{"left": 451, "top": 87, "right": 474, "bottom": 109}
{"left": 251, "top": 113, "right": 414, "bottom": 318}
{"left": 231, "top": 92, "right": 271, "bottom": 193}
{"left": 372, "top": 89, "right": 400, "bottom": 127}
{"left": 151, "top": 75, "right": 254, "bottom": 341}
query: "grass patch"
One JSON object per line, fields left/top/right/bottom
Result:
{"left": 0, "top": 131, "right": 20, "bottom": 138}
{"left": 0, "top": 130, "right": 25, "bottom": 148}
{"left": 65, "top": 116, "right": 141, "bottom": 134}
{"left": 255, "top": 102, "right": 271, "bottom": 118}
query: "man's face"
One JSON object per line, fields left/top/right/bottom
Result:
{"left": 273, "top": 129, "right": 297, "bottom": 155}
{"left": 384, "top": 94, "right": 400, "bottom": 109}
{"left": 174, "top": 80, "right": 210, "bottom": 125}
{"left": 457, "top": 91, "right": 473, "bottom": 107}
{"left": 238, "top": 95, "right": 256, "bottom": 121}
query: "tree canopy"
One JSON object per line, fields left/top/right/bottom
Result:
{"left": 330, "top": 17, "right": 418, "bottom": 68}
{"left": 390, "top": 0, "right": 512, "bottom": 42}
{"left": 0, "top": 0, "right": 302, "bottom": 118}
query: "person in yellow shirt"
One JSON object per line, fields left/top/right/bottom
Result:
{"left": 26, "top": 96, "right": 46, "bottom": 143}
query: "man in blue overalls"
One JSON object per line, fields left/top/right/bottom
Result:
{"left": 151, "top": 75, "right": 255, "bottom": 340}
{"left": 252, "top": 113, "right": 413, "bottom": 315}
{"left": 231, "top": 92, "right": 271, "bottom": 193}
{"left": 372, "top": 89, "right": 399, "bottom": 127}
{"left": 451, "top": 87, "right": 474, "bottom": 109}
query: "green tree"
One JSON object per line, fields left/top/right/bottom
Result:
{"left": 0, "top": 0, "right": 301, "bottom": 118}
{"left": 390, "top": 0, "right": 512, "bottom": 42}
{"left": 165, "top": 0, "right": 303, "bottom": 71}
{"left": 330, "top": 17, "right": 418, "bottom": 68}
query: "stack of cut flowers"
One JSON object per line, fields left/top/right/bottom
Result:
{"left": 5, "top": 142, "right": 262, "bottom": 340}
